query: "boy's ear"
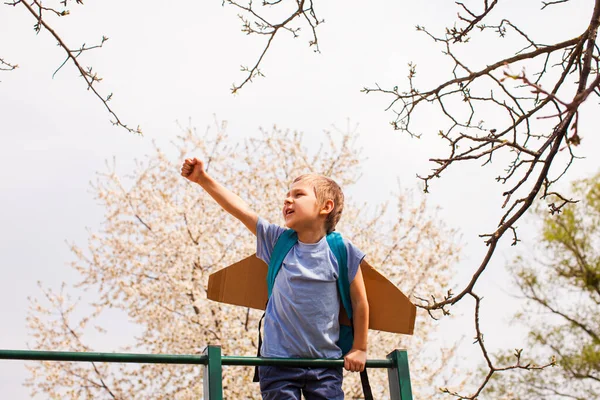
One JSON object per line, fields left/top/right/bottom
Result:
{"left": 319, "top": 199, "right": 334, "bottom": 215}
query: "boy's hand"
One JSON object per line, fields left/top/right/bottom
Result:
{"left": 181, "top": 158, "right": 207, "bottom": 184}
{"left": 344, "top": 349, "right": 367, "bottom": 372}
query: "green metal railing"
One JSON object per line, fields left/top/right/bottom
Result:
{"left": 0, "top": 346, "right": 413, "bottom": 399}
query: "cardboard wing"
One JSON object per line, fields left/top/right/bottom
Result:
{"left": 207, "top": 254, "right": 416, "bottom": 335}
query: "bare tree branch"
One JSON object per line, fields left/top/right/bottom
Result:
{"left": 0, "top": 57, "right": 18, "bottom": 71}
{"left": 361, "top": 0, "right": 600, "bottom": 396}
{"left": 6, "top": 0, "right": 141, "bottom": 134}
{"left": 440, "top": 293, "right": 556, "bottom": 399}
{"left": 225, "top": 0, "right": 323, "bottom": 93}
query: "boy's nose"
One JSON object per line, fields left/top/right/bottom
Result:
{"left": 284, "top": 197, "right": 293, "bottom": 205}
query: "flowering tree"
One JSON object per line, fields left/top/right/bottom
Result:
{"left": 26, "top": 122, "right": 460, "bottom": 398}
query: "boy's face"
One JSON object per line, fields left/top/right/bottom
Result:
{"left": 283, "top": 180, "right": 324, "bottom": 231}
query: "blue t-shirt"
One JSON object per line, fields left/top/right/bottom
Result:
{"left": 256, "top": 217, "right": 365, "bottom": 359}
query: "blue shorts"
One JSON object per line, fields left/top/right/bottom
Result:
{"left": 258, "top": 365, "right": 344, "bottom": 400}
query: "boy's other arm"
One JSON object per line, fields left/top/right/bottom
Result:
{"left": 344, "top": 261, "right": 369, "bottom": 372}
{"left": 181, "top": 158, "right": 258, "bottom": 235}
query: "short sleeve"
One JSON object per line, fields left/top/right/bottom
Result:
{"left": 256, "top": 217, "right": 286, "bottom": 265}
{"left": 343, "top": 238, "right": 365, "bottom": 283}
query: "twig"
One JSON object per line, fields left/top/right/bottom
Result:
{"left": 19, "top": 0, "right": 141, "bottom": 134}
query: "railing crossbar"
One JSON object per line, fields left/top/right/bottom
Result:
{"left": 0, "top": 347, "right": 412, "bottom": 399}
{"left": 0, "top": 349, "right": 394, "bottom": 368}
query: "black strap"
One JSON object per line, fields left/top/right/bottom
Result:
{"left": 360, "top": 369, "right": 373, "bottom": 400}
{"left": 252, "top": 311, "right": 266, "bottom": 382}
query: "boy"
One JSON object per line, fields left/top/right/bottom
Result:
{"left": 181, "top": 157, "right": 369, "bottom": 399}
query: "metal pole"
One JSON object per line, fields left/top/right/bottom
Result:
{"left": 387, "top": 349, "right": 413, "bottom": 400}
{"left": 203, "top": 345, "right": 223, "bottom": 400}
{"left": 221, "top": 356, "right": 393, "bottom": 368}
{"left": 0, "top": 349, "right": 208, "bottom": 365}
{"left": 0, "top": 349, "right": 394, "bottom": 368}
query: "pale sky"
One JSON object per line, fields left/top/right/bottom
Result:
{"left": 1, "top": 0, "right": 598, "bottom": 398}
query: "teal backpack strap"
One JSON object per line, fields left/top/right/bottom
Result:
{"left": 326, "top": 232, "right": 354, "bottom": 356}
{"left": 267, "top": 229, "right": 298, "bottom": 297}
{"left": 326, "top": 232, "right": 352, "bottom": 320}
{"left": 327, "top": 232, "right": 374, "bottom": 400}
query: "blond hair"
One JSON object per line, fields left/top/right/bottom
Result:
{"left": 292, "top": 174, "right": 344, "bottom": 234}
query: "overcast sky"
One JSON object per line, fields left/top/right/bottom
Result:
{"left": 1, "top": 0, "right": 599, "bottom": 398}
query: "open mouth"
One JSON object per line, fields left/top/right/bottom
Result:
{"left": 285, "top": 209, "right": 294, "bottom": 217}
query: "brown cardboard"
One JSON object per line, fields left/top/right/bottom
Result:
{"left": 207, "top": 254, "right": 416, "bottom": 335}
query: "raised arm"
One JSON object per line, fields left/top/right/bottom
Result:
{"left": 181, "top": 158, "right": 258, "bottom": 235}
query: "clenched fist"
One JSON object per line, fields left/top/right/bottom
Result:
{"left": 180, "top": 158, "right": 207, "bottom": 184}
